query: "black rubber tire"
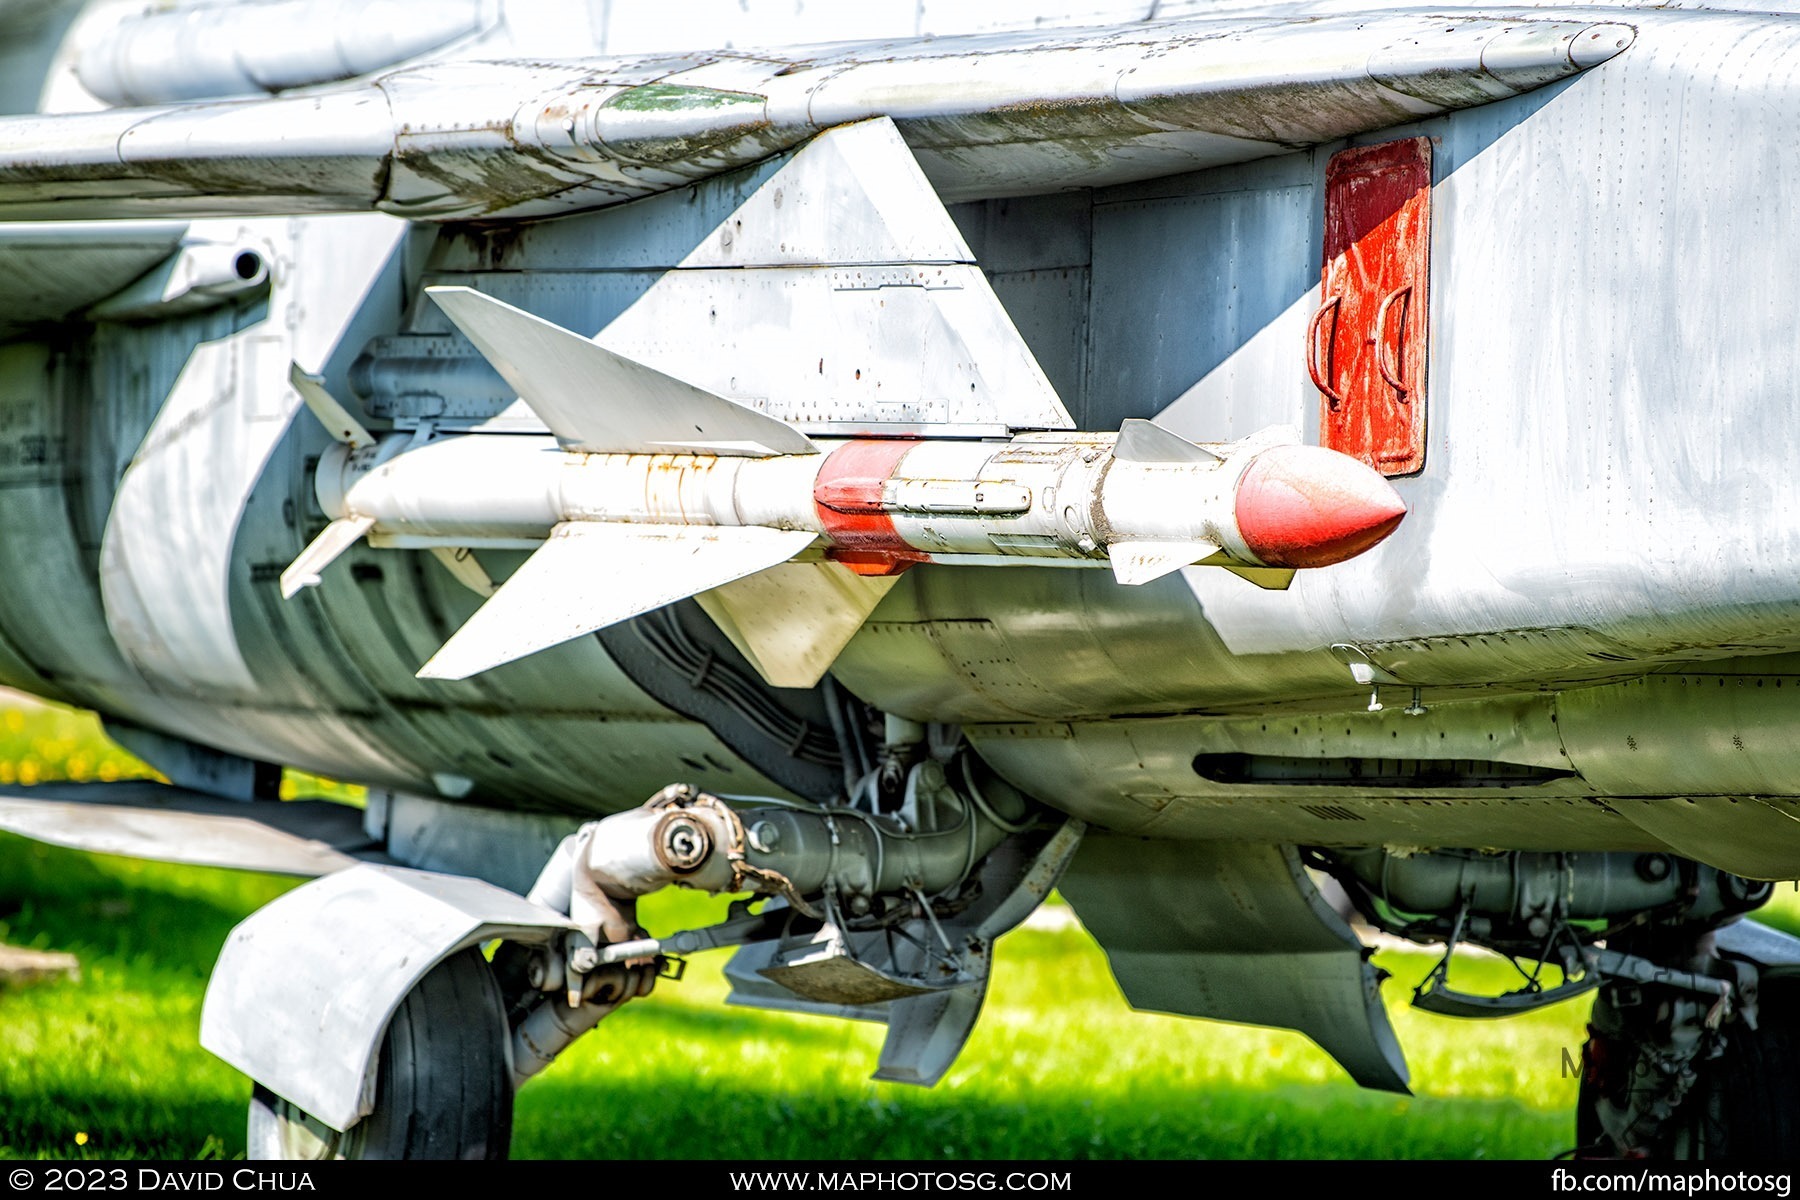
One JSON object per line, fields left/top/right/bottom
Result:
{"left": 1578, "top": 972, "right": 1800, "bottom": 1159}
{"left": 247, "top": 948, "right": 513, "bottom": 1160}
{"left": 1682, "top": 973, "right": 1800, "bottom": 1158}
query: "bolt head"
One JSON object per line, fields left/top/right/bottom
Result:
{"left": 747, "top": 820, "right": 782, "bottom": 853}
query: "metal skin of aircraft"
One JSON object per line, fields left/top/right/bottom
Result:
{"left": 0, "top": 0, "right": 1798, "bottom": 1162}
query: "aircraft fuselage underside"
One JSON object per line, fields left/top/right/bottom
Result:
{"left": 0, "top": 13, "right": 1795, "bottom": 875}
{"left": 0, "top": 0, "right": 1797, "bottom": 1162}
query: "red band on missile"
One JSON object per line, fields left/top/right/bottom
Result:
{"left": 1233, "top": 444, "right": 1406, "bottom": 568}
{"left": 824, "top": 549, "right": 921, "bottom": 577}
{"left": 814, "top": 441, "right": 922, "bottom": 569}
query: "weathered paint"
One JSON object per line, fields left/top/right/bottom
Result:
{"left": 1232, "top": 444, "right": 1407, "bottom": 568}
{"left": 0, "top": 14, "right": 1630, "bottom": 221}
{"left": 812, "top": 439, "right": 921, "bottom": 564}
{"left": 1317, "top": 137, "right": 1431, "bottom": 475}
{"left": 0, "top": 3, "right": 1788, "bottom": 878}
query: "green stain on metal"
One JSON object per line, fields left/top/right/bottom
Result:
{"left": 607, "top": 84, "right": 764, "bottom": 113}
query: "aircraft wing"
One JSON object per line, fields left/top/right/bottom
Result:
{"left": 0, "top": 780, "right": 385, "bottom": 876}
{"left": 0, "top": 14, "right": 1632, "bottom": 221}
{"left": 0, "top": 221, "right": 187, "bottom": 334}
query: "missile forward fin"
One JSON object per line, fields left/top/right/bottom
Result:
{"left": 1112, "top": 419, "right": 1220, "bottom": 464}
{"left": 1220, "top": 564, "right": 1297, "bottom": 591}
{"left": 1107, "top": 540, "right": 1222, "bottom": 586}
{"left": 427, "top": 286, "right": 818, "bottom": 458}
{"left": 417, "top": 522, "right": 816, "bottom": 682}
{"left": 694, "top": 561, "right": 898, "bottom": 689}
{"left": 280, "top": 515, "right": 375, "bottom": 599}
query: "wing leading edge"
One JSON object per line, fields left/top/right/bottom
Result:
{"left": 0, "top": 16, "right": 1633, "bottom": 222}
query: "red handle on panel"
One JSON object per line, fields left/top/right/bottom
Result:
{"left": 1306, "top": 296, "right": 1344, "bottom": 409}
{"left": 1374, "top": 285, "right": 1412, "bottom": 402}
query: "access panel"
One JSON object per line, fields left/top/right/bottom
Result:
{"left": 1310, "top": 137, "right": 1431, "bottom": 476}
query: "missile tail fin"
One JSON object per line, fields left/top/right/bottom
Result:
{"left": 280, "top": 515, "right": 375, "bottom": 598}
{"left": 416, "top": 522, "right": 815, "bottom": 681}
{"left": 289, "top": 364, "right": 374, "bottom": 450}
{"left": 695, "top": 561, "right": 898, "bottom": 689}
{"left": 426, "top": 286, "right": 817, "bottom": 458}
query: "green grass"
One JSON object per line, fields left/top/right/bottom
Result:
{"left": 0, "top": 697, "right": 1796, "bottom": 1160}
{"left": 512, "top": 890, "right": 1594, "bottom": 1160}
{"left": 0, "top": 836, "right": 291, "bottom": 1160}
{"left": 0, "top": 693, "right": 363, "bottom": 804}
{"left": 0, "top": 835, "right": 1607, "bottom": 1162}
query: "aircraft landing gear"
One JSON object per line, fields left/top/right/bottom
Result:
{"left": 1577, "top": 935, "right": 1800, "bottom": 1159}
{"left": 217, "top": 748, "right": 1069, "bottom": 1161}
{"left": 245, "top": 949, "right": 513, "bottom": 1160}
{"left": 1312, "top": 846, "right": 1792, "bottom": 1160}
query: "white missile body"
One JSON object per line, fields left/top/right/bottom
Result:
{"left": 283, "top": 287, "right": 1406, "bottom": 688}
{"left": 317, "top": 426, "right": 1323, "bottom": 572}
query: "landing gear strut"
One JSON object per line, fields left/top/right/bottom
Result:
{"left": 1577, "top": 932, "right": 1800, "bottom": 1159}
{"left": 1313, "top": 845, "right": 1794, "bottom": 1159}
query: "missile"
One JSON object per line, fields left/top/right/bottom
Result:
{"left": 282, "top": 288, "right": 1405, "bottom": 687}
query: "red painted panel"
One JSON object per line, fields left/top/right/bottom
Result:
{"left": 1312, "top": 137, "right": 1431, "bottom": 476}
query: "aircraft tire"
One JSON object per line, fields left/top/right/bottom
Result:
{"left": 246, "top": 947, "right": 513, "bottom": 1160}
{"left": 1577, "top": 969, "right": 1800, "bottom": 1159}
{"left": 1676, "top": 969, "right": 1800, "bottom": 1159}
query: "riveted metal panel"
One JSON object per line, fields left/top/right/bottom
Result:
{"left": 1087, "top": 153, "right": 1315, "bottom": 438}
{"left": 951, "top": 192, "right": 1093, "bottom": 423}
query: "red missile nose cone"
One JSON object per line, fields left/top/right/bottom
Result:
{"left": 1233, "top": 445, "right": 1406, "bottom": 568}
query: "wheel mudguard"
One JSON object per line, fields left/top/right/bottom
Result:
{"left": 199, "top": 864, "right": 573, "bottom": 1131}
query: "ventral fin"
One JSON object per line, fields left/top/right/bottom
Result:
{"left": 1107, "top": 539, "right": 1220, "bottom": 586}
{"left": 598, "top": 117, "right": 1073, "bottom": 432}
{"left": 679, "top": 117, "right": 975, "bottom": 269}
{"left": 427, "top": 286, "right": 818, "bottom": 458}
{"left": 694, "top": 560, "right": 898, "bottom": 689}
{"left": 417, "top": 522, "right": 816, "bottom": 681}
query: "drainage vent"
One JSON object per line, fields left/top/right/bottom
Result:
{"left": 1300, "top": 804, "right": 1365, "bottom": 821}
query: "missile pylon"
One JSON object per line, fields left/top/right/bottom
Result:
{"left": 280, "top": 287, "right": 1405, "bottom": 688}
